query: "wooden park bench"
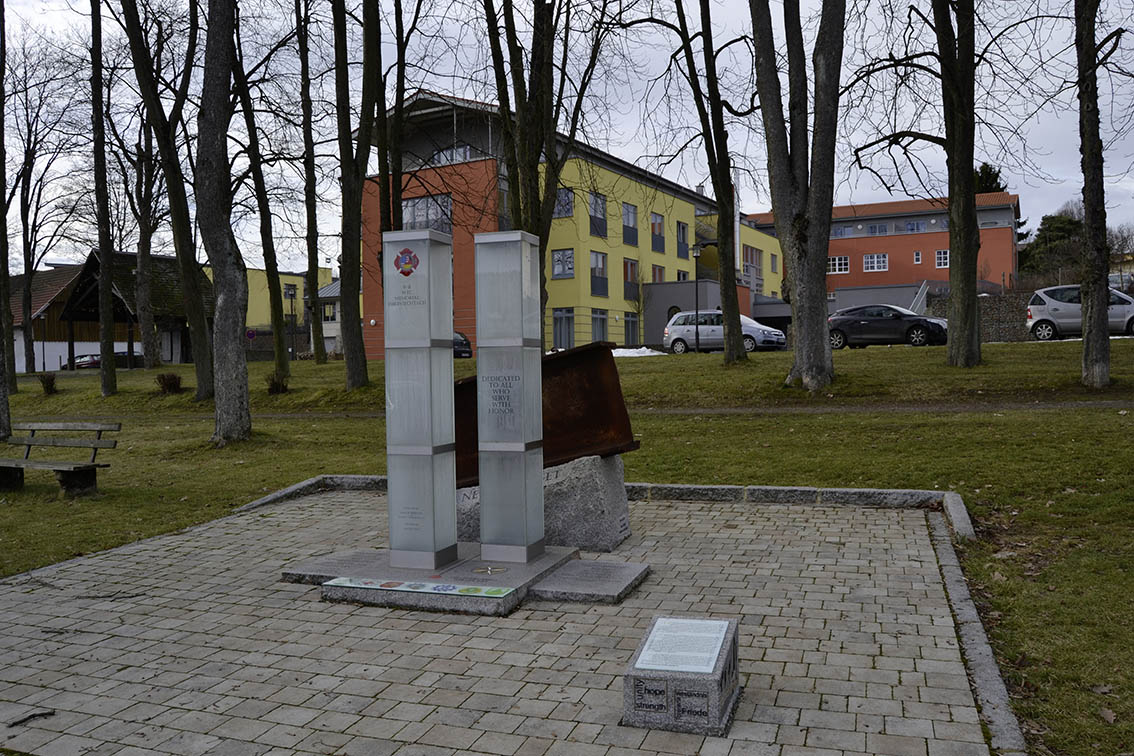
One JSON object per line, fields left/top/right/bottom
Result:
{"left": 0, "top": 421, "right": 121, "bottom": 497}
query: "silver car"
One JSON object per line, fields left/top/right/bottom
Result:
{"left": 1027, "top": 285, "right": 1134, "bottom": 340}
{"left": 663, "top": 310, "right": 786, "bottom": 353}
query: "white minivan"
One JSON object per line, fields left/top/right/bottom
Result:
{"left": 1027, "top": 285, "right": 1134, "bottom": 340}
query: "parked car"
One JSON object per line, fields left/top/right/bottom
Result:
{"left": 453, "top": 331, "right": 473, "bottom": 358}
{"left": 1027, "top": 285, "right": 1134, "bottom": 340}
{"left": 71, "top": 351, "right": 142, "bottom": 369}
{"left": 663, "top": 311, "right": 786, "bottom": 353}
{"left": 827, "top": 304, "right": 947, "bottom": 349}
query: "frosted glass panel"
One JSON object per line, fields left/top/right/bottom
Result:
{"left": 382, "top": 230, "right": 458, "bottom": 566}
{"left": 474, "top": 231, "right": 544, "bottom": 560}
{"left": 386, "top": 348, "right": 430, "bottom": 446}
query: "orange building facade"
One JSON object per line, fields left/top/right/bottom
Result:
{"left": 361, "top": 158, "right": 501, "bottom": 358}
{"left": 747, "top": 193, "right": 1021, "bottom": 294}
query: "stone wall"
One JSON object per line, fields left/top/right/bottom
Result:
{"left": 927, "top": 291, "right": 1033, "bottom": 343}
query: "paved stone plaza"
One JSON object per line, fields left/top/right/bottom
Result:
{"left": 0, "top": 492, "right": 991, "bottom": 756}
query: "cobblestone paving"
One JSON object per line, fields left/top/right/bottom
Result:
{"left": 0, "top": 493, "right": 989, "bottom": 756}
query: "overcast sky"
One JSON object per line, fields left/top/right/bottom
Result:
{"left": 8, "top": 0, "right": 1133, "bottom": 271}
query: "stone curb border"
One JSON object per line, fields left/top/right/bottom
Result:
{"left": 236, "top": 474, "right": 387, "bottom": 512}
{"left": 929, "top": 512, "right": 1028, "bottom": 756}
{"left": 626, "top": 482, "right": 976, "bottom": 541}
{"left": 239, "top": 476, "right": 977, "bottom": 541}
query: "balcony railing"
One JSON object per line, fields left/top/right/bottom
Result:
{"left": 677, "top": 241, "right": 689, "bottom": 259}
{"left": 623, "top": 281, "right": 639, "bottom": 301}
{"left": 651, "top": 233, "right": 665, "bottom": 253}
{"left": 623, "top": 226, "right": 638, "bottom": 246}
{"left": 590, "top": 274, "right": 608, "bottom": 297}
{"left": 590, "top": 215, "right": 607, "bottom": 238}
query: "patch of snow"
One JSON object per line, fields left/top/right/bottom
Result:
{"left": 612, "top": 347, "right": 666, "bottom": 358}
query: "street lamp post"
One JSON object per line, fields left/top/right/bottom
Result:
{"left": 692, "top": 246, "right": 701, "bottom": 352}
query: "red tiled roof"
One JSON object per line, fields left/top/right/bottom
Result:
{"left": 8, "top": 265, "right": 83, "bottom": 327}
{"left": 745, "top": 192, "right": 1020, "bottom": 226}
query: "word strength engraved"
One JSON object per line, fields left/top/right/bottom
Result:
{"left": 623, "top": 616, "right": 741, "bottom": 736}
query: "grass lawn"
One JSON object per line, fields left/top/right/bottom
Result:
{"left": 0, "top": 339, "right": 1131, "bottom": 755}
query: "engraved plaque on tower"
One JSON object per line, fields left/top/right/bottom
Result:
{"left": 383, "top": 229, "right": 458, "bottom": 569}
{"left": 474, "top": 231, "right": 544, "bottom": 563}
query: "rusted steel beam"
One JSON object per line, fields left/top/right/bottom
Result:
{"left": 454, "top": 341, "right": 639, "bottom": 488}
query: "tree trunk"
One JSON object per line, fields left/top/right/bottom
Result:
{"left": 1075, "top": 0, "right": 1109, "bottom": 388}
{"left": 330, "top": 0, "right": 376, "bottom": 390}
{"left": 233, "top": 53, "right": 288, "bottom": 382}
{"left": 750, "top": 0, "right": 843, "bottom": 392}
{"left": 120, "top": 0, "right": 214, "bottom": 399}
{"left": 934, "top": 0, "right": 982, "bottom": 368}
{"left": 0, "top": 0, "right": 12, "bottom": 405}
{"left": 136, "top": 126, "right": 159, "bottom": 369}
{"left": 91, "top": 0, "right": 117, "bottom": 396}
{"left": 196, "top": 0, "right": 249, "bottom": 444}
{"left": 295, "top": 0, "right": 325, "bottom": 364}
{"left": 715, "top": 193, "right": 745, "bottom": 362}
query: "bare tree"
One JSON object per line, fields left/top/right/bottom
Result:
{"left": 197, "top": 0, "right": 250, "bottom": 443}
{"left": 105, "top": 33, "right": 166, "bottom": 369}
{"left": 118, "top": 0, "right": 214, "bottom": 399}
{"left": 482, "top": 0, "right": 620, "bottom": 342}
{"left": 330, "top": 0, "right": 377, "bottom": 389}
{"left": 233, "top": 13, "right": 294, "bottom": 384}
{"left": 7, "top": 30, "right": 82, "bottom": 375}
{"left": 630, "top": 0, "right": 749, "bottom": 364}
{"left": 0, "top": 0, "right": 12, "bottom": 407}
{"left": 295, "top": 0, "right": 325, "bottom": 363}
{"left": 750, "top": 0, "right": 845, "bottom": 391}
{"left": 1075, "top": 0, "right": 1126, "bottom": 387}
{"left": 91, "top": 0, "right": 117, "bottom": 396}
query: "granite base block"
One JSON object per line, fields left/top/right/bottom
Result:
{"left": 623, "top": 617, "right": 741, "bottom": 736}
{"left": 529, "top": 560, "right": 649, "bottom": 603}
{"left": 458, "top": 455, "right": 632, "bottom": 552}
{"left": 283, "top": 544, "right": 578, "bottom": 616}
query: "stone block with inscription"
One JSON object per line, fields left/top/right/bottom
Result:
{"left": 457, "top": 454, "right": 631, "bottom": 552}
{"left": 622, "top": 617, "right": 741, "bottom": 736}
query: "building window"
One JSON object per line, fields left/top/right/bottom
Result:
{"left": 591, "top": 308, "right": 608, "bottom": 341}
{"left": 936, "top": 249, "right": 950, "bottom": 268}
{"left": 863, "top": 253, "right": 889, "bottom": 272}
{"left": 650, "top": 212, "right": 665, "bottom": 253}
{"left": 827, "top": 256, "right": 849, "bottom": 274}
{"left": 867, "top": 223, "right": 888, "bottom": 235}
{"left": 914, "top": 250, "right": 922, "bottom": 265}
{"left": 623, "top": 258, "right": 639, "bottom": 301}
{"left": 590, "top": 251, "right": 608, "bottom": 296}
{"left": 941, "top": 217, "right": 950, "bottom": 230}
{"left": 322, "top": 303, "right": 336, "bottom": 322}
{"left": 429, "top": 143, "right": 472, "bottom": 165}
{"left": 742, "top": 245, "right": 762, "bottom": 271}
{"left": 622, "top": 203, "right": 638, "bottom": 246}
{"left": 771, "top": 290, "right": 778, "bottom": 298}
{"left": 402, "top": 194, "right": 453, "bottom": 233}
{"left": 827, "top": 291, "right": 836, "bottom": 301}
{"left": 652, "top": 265, "right": 664, "bottom": 283}
{"left": 677, "top": 270, "right": 689, "bottom": 281}
{"left": 676, "top": 221, "right": 689, "bottom": 258}
{"left": 553, "top": 308, "right": 574, "bottom": 350}
{"left": 551, "top": 249, "right": 574, "bottom": 279}
{"left": 624, "top": 312, "right": 639, "bottom": 346}
{"left": 770, "top": 253, "right": 779, "bottom": 274}
{"left": 831, "top": 225, "right": 849, "bottom": 238}
{"left": 589, "top": 191, "right": 607, "bottom": 237}
{"left": 553, "top": 187, "right": 574, "bottom": 218}
{"left": 283, "top": 283, "right": 297, "bottom": 300}
{"left": 906, "top": 220, "right": 927, "bottom": 233}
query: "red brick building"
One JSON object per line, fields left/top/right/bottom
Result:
{"left": 746, "top": 193, "right": 1021, "bottom": 295}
